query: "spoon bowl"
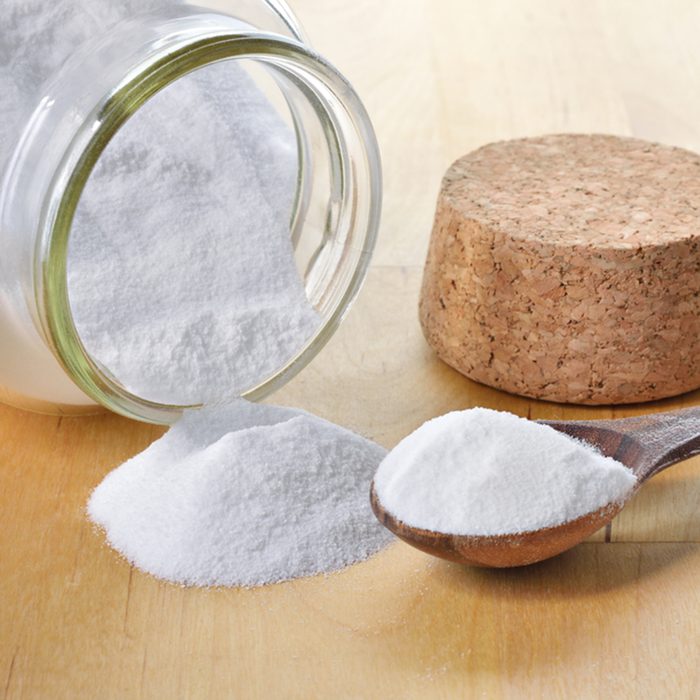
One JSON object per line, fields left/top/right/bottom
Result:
{"left": 370, "top": 407, "right": 700, "bottom": 568}
{"left": 370, "top": 487, "right": 624, "bottom": 567}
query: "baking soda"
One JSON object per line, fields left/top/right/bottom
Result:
{"left": 4, "top": 1, "right": 389, "bottom": 588}
{"left": 2, "top": 0, "right": 319, "bottom": 405}
{"left": 373, "top": 408, "right": 637, "bottom": 536}
{"left": 88, "top": 400, "right": 391, "bottom": 587}
{"left": 66, "top": 47, "right": 319, "bottom": 404}
{"left": 1, "top": 0, "right": 158, "bottom": 168}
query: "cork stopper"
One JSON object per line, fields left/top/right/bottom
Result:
{"left": 420, "top": 134, "right": 700, "bottom": 404}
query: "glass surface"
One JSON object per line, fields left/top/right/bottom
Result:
{"left": 0, "top": 1, "right": 381, "bottom": 423}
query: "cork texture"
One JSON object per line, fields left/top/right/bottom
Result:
{"left": 419, "top": 134, "right": 700, "bottom": 404}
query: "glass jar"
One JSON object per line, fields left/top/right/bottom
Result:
{"left": 0, "top": 0, "right": 381, "bottom": 424}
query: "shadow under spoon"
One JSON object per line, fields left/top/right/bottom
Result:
{"left": 370, "top": 407, "right": 700, "bottom": 568}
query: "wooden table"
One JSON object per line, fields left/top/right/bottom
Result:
{"left": 2, "top": 1, "right": 700, "bottom": 697}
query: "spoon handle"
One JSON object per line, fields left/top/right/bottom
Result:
{"left": 545, "top": 407, "right": 700, "bottom": 481}
{"left": 612, "top": 406, "right": 700, "bottom": 480}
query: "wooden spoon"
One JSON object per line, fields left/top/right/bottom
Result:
{"left": 370, "top": 407, "right": 700, "bottom": 568}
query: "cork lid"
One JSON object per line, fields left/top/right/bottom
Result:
{"left": 443, "top": 134, "right": 700, "bottom": 248}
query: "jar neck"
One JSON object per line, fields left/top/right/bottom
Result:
{"left": 2, "top": 5, "right": 380, "bottom": 424}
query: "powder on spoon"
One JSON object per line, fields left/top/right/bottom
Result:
{"left": 373, "top": 407, "right": 637, "bottom": 536}
{"left": 88, "top": 400, "right": 392, "bottom": 587}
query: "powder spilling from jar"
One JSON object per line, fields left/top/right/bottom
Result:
{"left": 72, "top": 54, "right": 389, "bottom": 583}
{"left": 3, "top": 0, "right": 389, "bottom": 587}
{"left": 373, "top": 408, "right": 637, "bottom": 536}
{"left": 88, "top": 400, "right": 391, "bottom": 587}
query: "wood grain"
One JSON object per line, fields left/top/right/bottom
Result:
{"left": 3, "top": 1, "right": 700, "bottom": 698}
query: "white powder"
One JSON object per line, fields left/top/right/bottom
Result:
{"left": 67, "top": 61, "right": 320, "bottom": 404}
{"left": 9, "top": 2, "right": 387, "bottom": 587}
{"left": 2, "top": 0, "right": 320, "bottom": 405}
{"left": 1, "top": 0, "right": 161, "bottom": 169}
{"left": 88, "top": 400, "right": 392, "bottom": 587}
{"left": 373, "top": 408, "right": 637, "bottom": 536}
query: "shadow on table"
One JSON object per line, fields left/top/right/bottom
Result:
{"left": 377, "top": 538, "right": 696, "bottom": 681}
{"left": 442, "top": 538, "right": 694, "bottom": 597}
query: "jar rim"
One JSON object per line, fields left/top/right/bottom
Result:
{"left": 36, "top": 25, "right": 381, "bottom": 424}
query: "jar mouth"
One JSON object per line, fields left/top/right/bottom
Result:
{"left": 36, "top": 29, "right": 381, "bottom": 424}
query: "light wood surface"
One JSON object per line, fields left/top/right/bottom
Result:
{"left": 2, "top": 1, "right": 700, "bottom": 698}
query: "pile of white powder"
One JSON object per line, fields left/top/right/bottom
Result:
{"left": 88, "top": 400, "right": 391, "bottom": 587}
{"left": 373, "top": 408, "right": 637, "bottom": 536}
